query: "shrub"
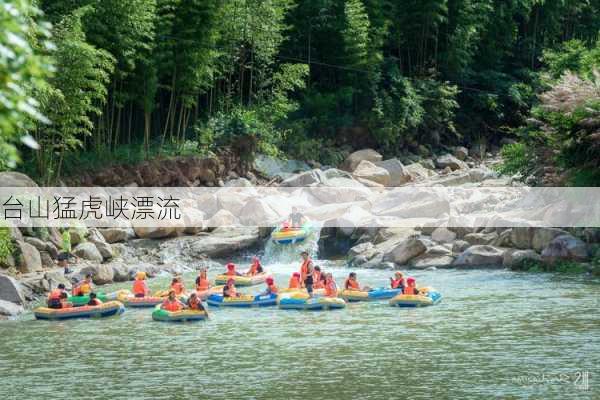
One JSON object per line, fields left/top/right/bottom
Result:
{"left": 497, "top": 142, "right": 530, "bottom": 176}
{"left": 0, "top": 227, "right": 15, "bottom": 265}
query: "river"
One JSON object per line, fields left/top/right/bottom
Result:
{"left": 0, "top": 261, "right": 598, "bottom": 399}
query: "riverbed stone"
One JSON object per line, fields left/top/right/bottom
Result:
{"left": 206, "top": 209, "right": 238, "bottom": 227}
{"left": 452, "top": 240, "right": 471, "bottom": 253}
{"left": 44, "top": 270, "right": 72, "bottom": 290}
{"left": 532, "top": 228, "right": 568, "bottom": 252}
{"left": 374, "top": 158, "right": 411, "bottom": 186}
{"left": 435, "top": 154, "right": 468, "bottom": 171}
{"left": 454, "top": 146, "right": 469, "bottom": 161}
{"left": 405, "top": 162, "right": 436, "bottom": 181}
{"left": 109, "top": 262, "right": 130, "bottom": 282}
{"left": 431, "top": 227, "right": 457, "bottom": 243}
{"left": 280, "top": 169, "right": 325, "bottom": 187}
{"left": 464, "top": 231, "right": 499, "bottom": 246}
{"left": 186, "top": 227, "right": 260, "bottom": 258}
{"left": 453, "top": 245, "right": 505, "bottom": 266}
{"left": 352, "top": 160, "right": 391, "bottom": 186}
{"left": 0, "top": 274, "right": 25, "bottom": 304}
{"left": 349, "top": 242, "right": 374, "bottom": 258}
{"left": 133, "top": 226, "right": 179, "bottom": 239}
{"left": 0, "top": 299, "right": 24, "bottom": 317}
{"left": 16, "top": 241, "right": 42, "bottom": 273}
{"left": 410, "top": 254, "right": 455, "bottom": 269}
{"left": 98, "top": 228, "right": 130, "bottom": 243}
{"left": 342, "top": 149, "right": 383, "bottom": 172}
{"left": 0, "top": 171, "right": 38, "bottom": 187}
{"left": 73, "top": 242, "right": 103, "bottom": 262}
{"left": 503, "top": 249, "right": 541, "bottom": 267}
{"left": 510, "top": 227, "right": 534, "bottom": 249}
{"left": 384, "top": 237, "right": 428, "bottom": 265}
{"left": 541, "top": 234, "right": 589, "bottom": 264}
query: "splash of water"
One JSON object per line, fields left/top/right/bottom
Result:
{"left": 263, "top": 224, "right": 322, "bottom": 264}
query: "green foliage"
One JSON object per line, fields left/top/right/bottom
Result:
{"left": 511, "top": 258, "right": 586, "bottom": 275}
{"left": 0, "top": 0, "right": 52, "bottom": 169}
{"left": 497, "top": 143, "right": 530, "bottom": 176}
{"left": 0, "top": 227, "right": 14, "bottom": 265}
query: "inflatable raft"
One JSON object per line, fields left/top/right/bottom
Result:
{"left": 197, "top": 286, "right": 223, "bottom": 300}
{"left": 271, "top": 223, "right": 311, "bottom": 245}
{"left": 206, "top": 293, "right": 278, "bottom": 308}
{"left": 34, "top": 301, "right": 125, "bottom": 320}
{"left": 151, "top": 305, "right": 208, "bottom": 322}
{"left": 214, "top": 273, "right": 267, "bottom": 287}
{"left": 67, "top": 290, "right": 129, "bottom": 307}
{"left": 339, "top": 287, "right": 403, "bottom": 302}
{"left": 389, "top": 288, "right": 442, "bottom": 307}
{"left": 278, "top": 292, "right": 346, "bottom": 310}
{"left": 120, "top": 295, "right": 164, "bottom": 308}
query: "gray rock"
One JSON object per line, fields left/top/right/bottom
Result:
{"left": 453, "top": 245, "right": 505, "bottom": 266}
{"left": 431, "top": 227, "right": 457, "bottom": 243}
{"left": 44, "top": 270, "right": 72, "bottom": 290}
{"left": 73, "top": 242, "right": 103, "bottom": 262}
{"left": 435, "top": 154, "right": 468, "bottom": 171}
{"left": 23, "top": 237, "right": 46, "bottom": 251}
{"left": 0, "top": 299, "right": 24, "bottom": 317}
{"left": 503, "top": 249, "right": 541, "bottom": 267}
{"left": 410, "top": 255, "right": 455, "bottom": 269}
{"left": 384, "top": 237, "right": 428, "bottom": 265}
{"left": 224, "top": 177, "right": 253, "bottom": 187}
{"left": 39, "top": 251, "right": 54, "bottom": 268}
{"left": 419, "top": 159, "right": 436, "bottom": 170}
{"left": 69, "top": 228, "right": 88, "bottom": 246}
{"left": 98, "top": 228, "right": 130, "bottom": 243}
{"left": 342, "top": 149, "right": 383, "bottom": 172}
{"left": 80, "top": 264, "right": 114, "bottom": 285}
{"left": 349, "top": 242, "right": 374, "bottom": 258}
{"left": 280, "top": 169, "right": 326, "bottom": 187}
{"left": 454, "top": 146, "right": 469, "bottom": 161}
{"left": 541, "top": 235, "right": 589, "bottom": 264}
{"left": 0, "top": 171, "right": 38, "bottom": 187}
{"left": 323, "top": 168, "right": 353, "bottom": 180}
{"left": 186, "top": 227, "right": 260, "bottom": 258}
{"left": 374, "top": 158, "right": 411, "bottom": 186}
{"left": 352, "top": 160, "right": 391, "bottom": 186}
{"left": 0, "top": 274, "right": 25, "bottom": 304}
{"left": 532, "top": 228, "right": 568, "bottom": 252}
{"left": 133, "top": 226, "right": 180, "bottom": 239}
{"left": 510, "top": 227, "right": 534, "bottom": 249}
{"left": 110, "top": 262, "right": 131, "bottom": 282}
{"left": 468, "top": 167, "right": 497, "bottom": 182}
{"left": 452, "top": 240, "right": 471, "bottom": 253}
{"left": 464, "top": 232, "right": 499, "bottom": 246}
{"left": 16, "top": 241, "right": 42, "bottom": 273}
{"left": 405, "top": 163, "right": 436, "bottom": 181}
{"left": 87, "top": 228, "right": 113, "bottom": 260}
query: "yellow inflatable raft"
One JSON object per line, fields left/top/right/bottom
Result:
{"left": 214, "top": 273, "right": 268, "bottom": 287}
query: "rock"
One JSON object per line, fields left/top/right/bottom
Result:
{"left": 98, "top": 228, "right": 130, "bottom": 243}
{"left": 280, "top": 169, "right": 325, "bottom": 187}
{"left": 253, "top": 155, "right": 310, "bottom": 180}
{"left": 133, "top": 226, "right": 179, "bottom": 239}
{"left": 239, "top": 198, "right": 280, "bottom": 226}
{"left": 352, "top": 160, "right": 390, "bottom": 186}
{"left": 541, "top": 235, "right": 589, "bottom": 264}
{"left": 454, "top": 146, "right": 469, "bottom": 161}
{"left": 452, "top": 240, "right": 470, "bottom": 253}
{"left": 427, "top": 245, "right": 453, "bottom": 256}
{"left": 0, "top": 299, "right": 24, "bottom": 317}
{"left": 68, "top": 227, "right": 88, "bottom": 246}
{"left": 87, "top": 228, "right": 113, "bottom": 260}
{"left": 16, "top": 241, "right": 42, "bottom": 273}
{"left": 323, "top": 168, "right": 353, "bottom": 181}
{"left": 410, "top": 254, "right": 455, "bottom": 269}
{"left": 435, "top": 154, "right": 468, "bottom": 171}
{"left": 503, "top": 249, "right": 541, "bottom": 267}
{"left": 419, "top": 159, "right": 436, "bottom": 170}
{"left": 0, "top": 274, "right": 25, "bottom": 304}
{"left": 73, "top": 242, "right": 103, "bottom": 262}
{"left": 468, "top": 167, "right": 497, "bottom": 182}
{"left": 206, "top": 209, "right": 238, "bottom": 227}
{"left": 0, "top": 171, "right": 38, "bottom": 187}
{"left": 384, "top": 237, "right": 428, "bottom": 265}
{"left": 225, "top": 178, "right": 253, "bottom": 187}
{"left": 44, "top": 270, "right": 72, "bottom": 290}
{"left": 464, "top": 232, "right": 499, "bottom": 246}
{"left": 110, "top": 262, "right": 130, "bottom": 282}
{"left": 491, "top": 229, "right": 513, "bottom": 247}
{"left": 39, "top": 251, "right": 54, "bottom": 268}
{"left": 81, "top": 264, "right": 114, "bottom": 285}
{"left": 341, "top": 149, "right": 383, "bottom": 172}
{"left": 453, "top": 245, "right": 505, "bottom": 266}
{"left": 532, "top": 228, "right": 568, "bottom": 252}
{"left": 183, "top": 208, "right": 206, "bottom": 235}
{"left": 510, "top": 227, "right": 534, "bottom": 249}
{"left": 405, "top": 162, "right": 436, "bottom": 181}
{"left": 374, "top": 159, "right": 411, "bottom": 186}
{"left": 355, "top": 177, "right": 385, "bottom": 187}
{"left": 348, "top": 242, "right": 374, "bottom": 258}
{"left": 431, "top": 227, "right": 457, "bottom": 243}
{"left": 187, "top": 227, "right": 260, "bottom": 258}
{"left": 417, "top": 145, "right": 430, "bottom": 157}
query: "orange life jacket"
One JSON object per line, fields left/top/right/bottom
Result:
{"left": 171, "top": 282, "right": 185, "bottom": 296}
{"left": 313, "top": 270, "right": 321, "bottom": 284}
{"left": 226, "top": 285, "right": 238, "bottom": 297}
{"left": 404, "top": 286, "right": 416, "bottom": 295}
{"left": 188, "top": 298, "right": 202, "bottom": 310}
{"left": 391, "top": 278, "right": 404, "bottom": 289}
{"left": 162, "top": 299, "right": 183, "bottom": 312}
{"left": 48, "top": 289, "right": 63, "bottom": 301}
{"left": 345, "top": 278, "right": 359, "bottom": 290}
{"left": 288, "top": 276, "right": 301, "bottom": 289}
{"left": 196, "top": 277, "right": 210, "bottom": 291}
{"left": 267, "top": 284, "right": 278, "bottom": 294}
{"left": 132, "top": 279, "right": 148, "bottom": 296}
{"left": 300, "top": 258, "right": 312, "bottom": 282}
{"left": 313, "top": 279, "right": 325, "bottom": 289}
{"left": 325, "top": 281, "right": 337, "bottom": 297}
{"left": 73, "top": 281, "right": 91, "bottom": 296}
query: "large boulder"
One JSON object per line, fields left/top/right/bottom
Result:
{"left": 182, "top": 208, "right": 206, "bottom": 235}
{"left": 431, "top": 227, "right": 456, "bottom": 243}
{"left": 68, "top": 227, "right": 88, "bottom": 246}
{"left": 435, "top": 154, "right": 468, "bottom": 171}
{"left": 44, "top": 270, "right": 72, "bottom": 290}
{"left": 80, "top": 264, "right": 114, "bottom": 285}
{"left": 188, "top": 227, "right": 260, "bottom": 258}
{"left": 16, "top": 241, "right": 42, "bottom": 273}
{"left": 453, "top": 245, "right": 504, "bottom": 266}
{"left": 503, "top": 249, "right": 541, "bottom": 267}
{"left": 205, "top": 209, "right": 238, "bottom": 227}
{"left": 0, "top": 299, "right": 24, "bottom": 317}
{"left": 73, "top": 242, "right": 103, "bottom": 262}
{"left": 452, "top": 240, "right": 471, "bottom": 254}
{"left": 0, "top": 171, "right": 38, "bottom": 187}
{"left": 454, "top": 146, "right": 469, "bottom": 161}
{"left": 464, "top": 232, "right": 499, "bottom": 246}
{"left": 532, "top": 228, "right": 568, "bottom": 252}
{"left": 410, "top": 254, "right": 455, "bottom": 269}
{"left": 87, "top": 228, "right": 113, "bottom": 260}
{"left": 341, "top": 149, "right": 382, "bottom": 172}
{"left": 133, "top": 226, "right": 179, "bottom": 239}
{"left": 39, "top": 251, "right": 54, "bottom": 268}
{"left": 352, "top": 160, "right": 390, "bottom": 186}
{"left": 110, "top": 262, "right": 131, "bottom": 282}
{"left": 224, "top": 177, "right": 253, "bottom": 187}
{"left": 510, "top": 227, "right": 534, "bottom": 249}
{"left": 239, "top": 198, "right": 280, "bottom": 226}
{"left": 0, "top": 274, "right": 25, "bottom": 304}
{"left": 405, "top": 162, "right": 436, "bottom": 181}
{"left": 374, "top": 159, "right": 411, "bottom": 186}
{"left": 280, "top": 169, "right": 325, "bottom": 187}
{"left": 384, "top": 237, "right": 428, "bottom": 265}
{"left": 541, "top": 235, "right": 589, "bottom": 264}
{"left": 98, "top": 228, "right": 130, "bottom": 243}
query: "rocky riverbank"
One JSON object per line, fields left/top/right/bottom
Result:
{"left": 1, "top": 146, "right": 598, "bottom": 318}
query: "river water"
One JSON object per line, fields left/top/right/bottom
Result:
{"left": 0, "top": 260, "right": 598, "bottom": 400}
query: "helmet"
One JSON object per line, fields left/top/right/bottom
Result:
{"left": 136, "top": 271, "right": 146, "bottom": 280}
{"left": 266, "top": 277, "right": 274, "bottom": 285}
{"left": 407, "top": 277, "right": 415, "bottom": 284}
{"left": 227, "top": 263, "right": 235, "bottom": 270}
{"left": 293, "top": 272, "right": 300, "bottom": 278}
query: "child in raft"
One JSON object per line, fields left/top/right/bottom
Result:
{"left": 313, "top": 266, "right": 325, "bottom": 289}
{"left": 223, "top": 279, "right": 240, "bottom": 298}
{"left": 288, "top": 272, "right": 302, "bottom": 289}
{"left": 261, "top": 277, "right": 278, "bottom": 296}
{"left": 170, "top": 277, "right": 186, "bottom": 296}
{"left": 59, "top": 292, "right": 73, "bottom": 308}
{"left": 390, "top": 271, "right": 405, "bottom": 291}
{"left": 403, "top": 277, "right": 420, "bottom": 295}
{"left": 161, "top": 290, "right": 185, "bottom": 311}
{"left": 132, "top": 271, "right": 150, "bottom": 298}
{"left": 186, "top": 293, "right": 206, "bottom": 312}
{"left": 47, "top": 284, "right": 68, "bottom": 309}
{"left": 195, "top": 268, "right": 210, "bottom": 292}
{"left": 245, "top": 256, "right": 264, "bottom": 276}
{"left": 87, "top": 292, "right": 103, "bottom": 306}
{"left": 344, "top": 272, "right": 371, "bottom": 292}
{"left": 72, "top": 274, "right": 94, "bottom": 296}
{"left": 324, "top": 273, "right": 338, "bottom": 297}
{"left": 225, "top": 263, "right": 243, "bottom": 276}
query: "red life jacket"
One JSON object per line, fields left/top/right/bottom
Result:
{"left": 132, "top": 279, "right": 148, "bottom": 296}
{"left": 345, "top": 278, "right": 359, "bottom": 290}
{"left": 48, "top": 289, "right": 62, "bottom": 301}
{"left": 162, "top": 299, "right": 182, "bottom": 312}
{"left": 300, "top": 258, "right": 312, "bottom": 282}
{"left": 404, "top": 286, "right": 416, "bottom": 295}
{"left": 391, "top": 278, "right": 404, "bottom": 289}
{"left": 171, "top": 282, "right": 185, "bottom": 295}
{"left": 288, "top": 276, "right": 301, "bottom": 289}
{"left": 325, "top": 281, "right": 337, "bottom": 297}
{"left": 196, "top": 277, "right": 210, "bottom": 291}
{"left": 267, "top": 284, "right": 278, "bottom": 294}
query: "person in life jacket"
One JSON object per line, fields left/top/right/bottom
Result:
{"left": 312, "top": 266, "right": 324, "bottom": 289}
{"left": 161, "top": 290, "right": 184, "bottom": 312}
{"left": 186, "top": 293, "right": 206, "bottom": 312}
{"left": 344, "top": 272, "right": 371, "bottom": 291}
{"left": 262, "top": 277, "right": 278, "bottom": 296}
{"left": 288, "top": 272, "right": 302, "bottom": 289}
{"left": 223, "top": 279, "right": 239, "bottom": 298}
{"left": 299, "top": 250, "right": 314, "bottom": 296}
{"left": 324, "top": 273, "right": 338, "bottom": 297}
{"left": 47, "top": 284, "right": 67, "bottom": 309}
{"left": 132, "top": 271, "right": 150, "bottom": 298}
{"left": 72, "top": 274, "right": 93, "bottom": 296}
{"left": 288, "top": 206, "right": 305, "bottom": 228}
{"left": 87, "top": 292, "right": 103, "bottom": 306}
{"left": 225, "top": 263, "right": 242, "bottom": 276}
{"left": 245, "top": 256, "right": 264, "bottom": 276}
{"left": 59, "top": 292, "right": 73, "bottom": 308}
{"left": 195, "top": 269, "right": 210, "bottom": 292}
{"left": 170, "top": 277, "right": 185, "bottom": 296}
{"left": 390, "top": 271, "right": 405, "bottom": 290}
{"left": 403, "top": 277, "right": 420, "bottom": 295}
